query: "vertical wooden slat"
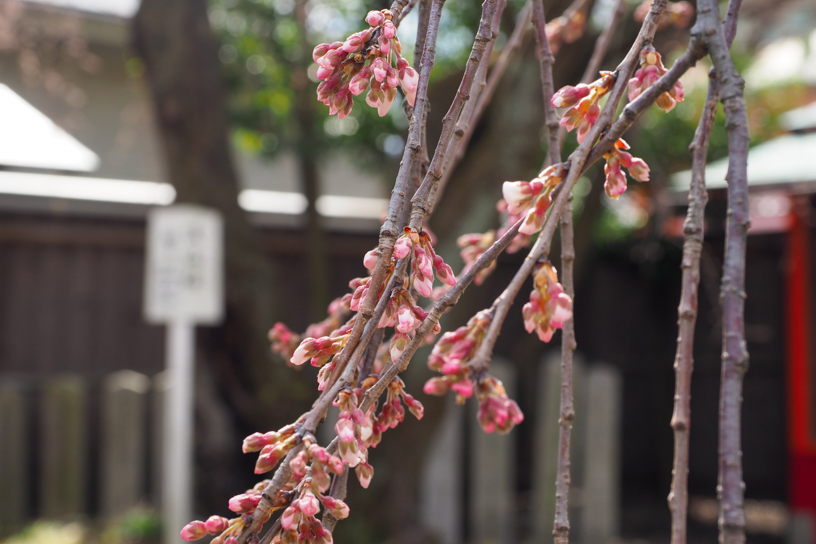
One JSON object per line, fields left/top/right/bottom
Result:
{"left": 0, "top": 380, "right": 29, "bottom": 536}
{"left": 40, "top": 375, "right": 88, "bottom": 519}
{"left": 100, "top": 370, "right": 151, "bottom": 518}
{"left": 419, "top": 396, "right": 465, "bottom": 544}
{"left": 582, "top": 363, "right": 622, "bottom": 543}
{"left": 469, "top": 359, "right": 516, "bottom": 544}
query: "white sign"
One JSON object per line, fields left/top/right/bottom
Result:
{"left": 144, "top": 205, "right": 224, "bottom": 325}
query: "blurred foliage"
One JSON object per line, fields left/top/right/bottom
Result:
{"left": 2, "top": 522, "right": 85, "bottom": 544}
{"left": 2, "top": 509, "right": 161, "bottom": 544}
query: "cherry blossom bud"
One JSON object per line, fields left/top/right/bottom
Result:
{"left": 204, "top": 516, "right": 230, "bottom": 534}
{"left": 290, "top": 339, "right": 314, "bottom": 365}
{"left": 382, "top": 20, "right": 396, "bottom": 39}
{"left": 312, "top": 43, "right": 331, "bottom": 62}
{"left": 619, "top": 152, "right": 650, "bottom": 182}
{"left": 363, "top": 248, "right": 379, "bottom": 270}
{"left": 296, "top": 491, "right": 320, "bottom": 517}
{"left": 336, "top": 417, "right": 356, "bottom": 443}
{"left": 242, "top": 431, "right": 274, "bottom": 453}
{"left": 366, "top": 10, "right": 385, "bottom": 27}
{"left": 355, "top": 461, "right": 374, "bottom": 488}
{"left": 451, "top": 378, "right": 475, "bottom": 398}
{"left": 181, "top": 521, "right": 207, "bottom": 541}
{"left": 551, "top": 83, "right": 590, "bottom": 108}
{"left": 322, "top": 496, "right": 350, "bottom": 519}
{"left": 390, "top": 331, "right": 410, "bottom": 362}
{"left": 228, "top": 493, "right": 261, "bottom": 514}
{"left": 399, "top": 66, "right": 418, "bottom": 106}
{"left": 280, "top": 506, "right": 298, "bottom": 531}
{"left": 394, "top": 235, "right": 412, "bottom": 258}
{"left": 349, "top": 71, "right": 370, "bottom": 96}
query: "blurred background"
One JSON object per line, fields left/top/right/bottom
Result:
{"left": 0, "top": 0, "right": 815, "bottom": 542}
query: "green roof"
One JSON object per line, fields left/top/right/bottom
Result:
{"left": 669, "top": 131, "right": 816, "bottom": 191}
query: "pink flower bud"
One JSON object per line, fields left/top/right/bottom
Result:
{"left": 349, "top": 70, "right": 370, "bottom": 96}
{"left": 382, "top": 20, "right": 396, "bottom": 39}
{"left": 296, "top": 491, "right": 320, "bottom": 517}
{"left": 399, "top": 66, "right": 418, "bottom": 106}
{"left": 393, "top": 235, "right": 412, "bottom": 259}
{"left": 228, "top": 493, "right": 261, "bottom": 514}
{"left": 363, "top": 248, "right": 379, "bottom": 270}
{"left": 551, "top": 84, "right": 590, "bottom": 108}
{"left": 450, "top": 378, "right": 474, "bottom": 398}
{"left": 290, "top": 338, "right": 314, "bottom": 365}
{"left": 313, "top": 43, "right": 331, "bottom": 62}
{"left": 316, "top": 65, "right": 334, "bottom": 80}
{"left": 280, "top": 506, "right": 298, "bottom": 530}
{"left": 181, "top": 521, "right": 207, "bottom": 541}
{"left": 204, "top": 516, "right": 230, "bottom": 534}
{"left": 322, "top": 496, "right": 350, "bottom": 519}
{"left": 390, "top": 331, "right": 410, "bottom": 362}
{"left": 336, "top": 417, "right": 356, "bottom": 443}
{"left": 365, "top": 10, "right": 385, "bottom": 27}
{"left": 355, "top": 461, "right": 374, "bottom": 488}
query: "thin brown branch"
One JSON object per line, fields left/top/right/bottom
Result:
{"left": 321, "top": 468, "right": 349, "bottom": 532}
{"left": 430, "top": 0, "right": 521, "bottom": 208}
{"left": 695, "top": 0, "right": 751, "bottom": 541}
{"left": 531, "top": 0, "right": 560, "bottom": 167}
{"left": 531, "top": 3, "right": 576, "bottom": 540}
{"left": 668, "top": 0, "right": 742, "bottom": 540}
{"left": 409, "top": 0, "right": 504, "bottom": 227}
{"left": 580, "top": 0, "right": 625, "bottom": 82}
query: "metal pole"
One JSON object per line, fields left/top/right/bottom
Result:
{"left": 163, "top": 319, "right": 195, "bottom": 544}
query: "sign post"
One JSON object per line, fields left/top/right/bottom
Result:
{"left": 144, "top": 205, "right": 224, "bottom": 544}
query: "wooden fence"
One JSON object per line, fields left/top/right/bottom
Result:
{"left": 0, "top": 371, "right": 164, "bottom": 537}
{"left": 0, "top": 359, "right": 623, "bottom": 543}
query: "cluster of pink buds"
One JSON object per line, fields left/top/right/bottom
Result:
{"left": 289, "top": 435, "right": 345, "bottom": 493}
{"left": 603, "top": 139, "right": 650, "bottom": 199}
{"left": 181, "top": 515, "right": 242, "bottom": 543}
{"left": 278, "top": 483, "right": 348, "bottom": 544}
{"left": 476, "top": 374, "right": 525, "bottom": 434}
{"left": 523, "top": 261, "right": 573, "bottom": 342}
{"left": 242, "top": 423, "right": 300, "bottom": 474}
{"left": 269, "top": 295, "right": 352, "bottom": 361}
{"left": 290, "top": 334, "right": 349, "bottom": 368}
{"left": 394, "top": 227, "right": 457, "bottom": 298}
{"left": 546, "top": 9, "right": 586, "bottom": 56}
{"left": 457, "top": 230, "right": 497, "bottom": 286}
{"left": 334, "top": 389, "right": 377, "bottom": 486}
{"left": 501, "top": 163, "right": 567, "bottom": 235}
{"left": 627, "top": 44, "right": 685, "bottom": 112}
{"left": 424, "top": 309, "right": 492, "bottom": 402}
{"left": 378, "top": 376, "right": 424, "bottom": 431}
{"left": 552, "top": 71, "right": 615, "bottom": 143}
{"left": 313, "top": 10, "right": 419, "bottom": 118}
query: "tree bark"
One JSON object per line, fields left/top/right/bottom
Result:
{"left": 133, "top": 0, "right": 289, "bottom": 429}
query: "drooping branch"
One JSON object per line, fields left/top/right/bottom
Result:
{"left": 668, "top": 0, "right": 742, "bottom": 540}
{"left": 470, "top": 0, "right": 671, "bottom": 377}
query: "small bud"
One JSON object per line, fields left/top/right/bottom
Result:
{"left": 180, "top": 521, "right": 207, "bottom": 541}
{"left": 204, "top": 516, "right": 230, "bottom": 534}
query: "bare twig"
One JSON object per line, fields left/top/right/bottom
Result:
{"left": 693, "top": 0, "right": 751, "bottom": 541}
{"left": 430, "top": 0, "right": 521, "bottom": 208}
{"left": 409, "top": 0, "right": 504, "bottom": 227}
{"left": 668, "top": 0, "right": 742, "bottom": 540}
{"left": 580, "top": 0, "right": 626, "bottom": 82}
